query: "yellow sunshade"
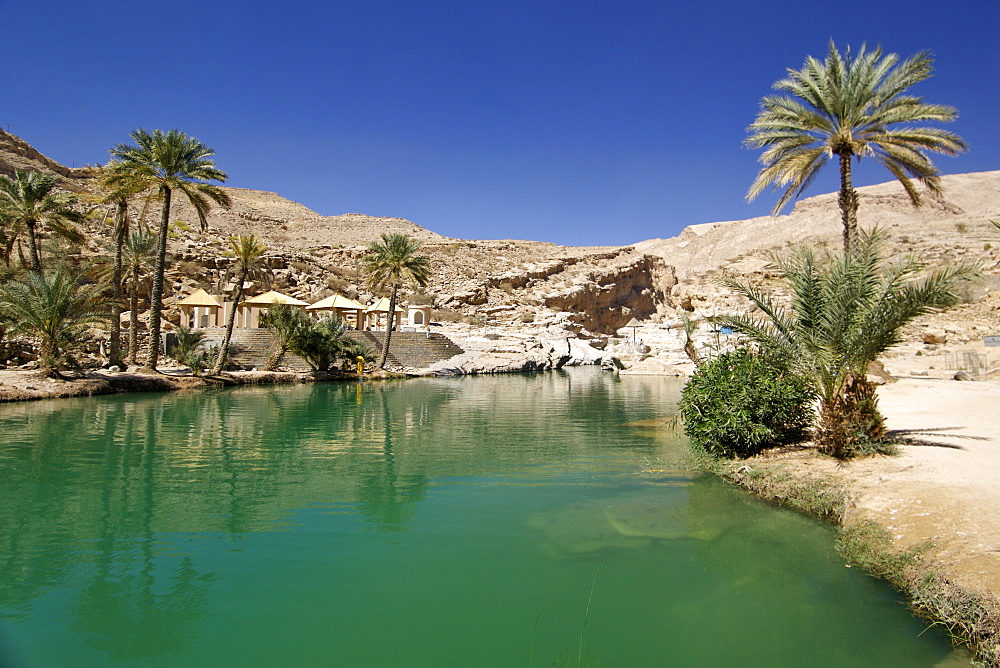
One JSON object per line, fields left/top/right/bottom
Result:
{"left": 176, "top": 289, "right": 222, "bottom": 307}
{"left": 307, "top": 294, "right": 366, "bottom": 311}
{"left": 241, "top": 290, "right": 309, "bottom": 306}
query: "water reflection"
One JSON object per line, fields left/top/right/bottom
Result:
{"left": 0, "top": 370, "right": 955, "bottom": 665}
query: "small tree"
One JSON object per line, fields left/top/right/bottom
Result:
{"left": 290, "top": 314, "right": 353, "bottom": 374}
{"left": 362, "top": 233, "right": 431, "bottom": 369}
{"left": 718, "top": 230, "right": 977, "bottom": 458}
{"left": 0, "top": 170, "right": 84, "bottom": 272}
{"left": 121, "top": 229, "right": 157, "bottom": 366}
{"left": 260, "top": 302, "right": 306, "bottom": 371}
{"left": 0, "top": 268, "right": 107, "bottom": 378}
{"left": 210, "top": 234, "right": 267, "bottom": 374}
{"left": 172, "top": 326, "right": 210, "bottom": 375}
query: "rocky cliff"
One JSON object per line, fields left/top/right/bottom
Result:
{"left": 2, "top": 129, "right": 998, "bottom": 353}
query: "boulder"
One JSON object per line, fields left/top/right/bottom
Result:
{"left": 922, "top": 329, "right": 948, "bottom": 344}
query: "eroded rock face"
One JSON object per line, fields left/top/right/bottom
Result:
{"left": 5, "top": 128, "right": 998, "bottom": 364}
{"left": 540, "top": 254, "right": 675, "bottom": 334}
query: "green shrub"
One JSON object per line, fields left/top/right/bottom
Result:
{"left": 172, "top": 326, "right": 209, "bottom": 374}
{"left": 679, "top": 347, "right": 813, "bottom": 458}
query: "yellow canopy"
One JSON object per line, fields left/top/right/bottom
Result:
{"left": 177, "top": 289, "right": 222, "bottom": 308}
{"left": 307, "top": 294, "right": 366, "bottom": 311}
{"left": 365, "top": 297, "right": 404, "bottom": 313}
{"left": 242, "top": 290, "right": 308, "bottom": 306}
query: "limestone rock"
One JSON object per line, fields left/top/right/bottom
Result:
{"left": 923, "top": 329, "right": 948, "bottom": 344}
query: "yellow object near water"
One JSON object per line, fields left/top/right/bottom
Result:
{"left": 356, "top": 356, "right": 365, "bottom": 375}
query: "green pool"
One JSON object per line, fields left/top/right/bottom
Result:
{"left": 0, "top": 369, "right": 957, "bottom": 666}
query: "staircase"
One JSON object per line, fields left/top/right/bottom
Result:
{"left": 195, "top": 328, "right": 311, "bottom": 371}
{"left": 347, "top": 331, "right": 465, "bottom": 370}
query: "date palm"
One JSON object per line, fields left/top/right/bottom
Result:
{"left": 362, "top": 233, "right": 431, "bottom": 369}
{"left": 93, "top": 161, "right": 149, "bottom": 368}
{"left": 746, "top": 42, "right": 967, "bottom": 253}
{"left": 121, "top": 229, "right": 157, "bottom": 366}
{"left": 0, "top": 170, "right": 84, "bottom": 272}
{"left": 0, "top": 268, "right": 107, "bottom": 378}
{"left": 210, "top": 234, "right": 267, "bottom": 374}
{"left": 260, "top": 302, "right": 306, "bottom": 371}
{"left": 718, "top": 230, "right": 977, "bottom": 458}
{"left": 108, "top": 129, "right": 231, "bottom": 371}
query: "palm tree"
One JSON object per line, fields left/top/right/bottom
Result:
{"left": 362, "top": 233, "right": 431, "bottom": 369}
{"left": 260, "top": 302, "right": 305, "bottom": 371}
{"left": 210, "top": 234, "right": 267, "bottom": 374}
{"left": 121, "top": 229, "right": 157, "bottom": 366}
{"left": 717, "top": 230, "right": 976, "bottom": 458}
{"left": 745, "top": 42, "right": 967, "bottom": 253}
{"left": 107, "top": 129, "right": 231, "bottom": 371}
{"left": 0, "top": 170, "right": 85, "bottom": 272}
{"left": 93, "top": 161, "right": 147, "bottom": 368}
{"left": 0, "top": 268, "right": 107, "bottom": 378}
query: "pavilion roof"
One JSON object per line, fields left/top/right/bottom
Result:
{"left": 307, "top": 294, "right": 366, "bottom": 311}
{"left": 242, "top": 290, "right": 308, "bottom": 306}
{"left": 177, "top": 289, "right": 222, "bottom": 308}
{"left": 365, "top": 297, "right": 404, "bottom": 312}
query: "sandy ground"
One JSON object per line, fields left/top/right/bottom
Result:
{"left": 791, "top": 378, "right": 1000, "bottom": 596}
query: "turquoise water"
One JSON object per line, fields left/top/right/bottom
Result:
{"left": 0, "top": 369, "right": 955, "bottom": 666}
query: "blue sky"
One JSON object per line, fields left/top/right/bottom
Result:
{"left": 2, "top": 0, "right": 997, "bottom": 246}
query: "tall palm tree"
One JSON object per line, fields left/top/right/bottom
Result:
{"left": 121, "top": 229, "right": 157, "bottom": 366}
{"left": 210, "top": 234, "right": 267, "bottom": 374}
{"left": 745, "top": 42, "right": 967, "bottom": 253}
{"left": 362, "top": 233, "right": 431, "bottom": 369}
{"left": 0, "top": 268, "right": 107, "bottom": 378}
{"left": 93, "top": 161, "right": 148, "bottom": 368}
{"left": 0, "top": 170, "right": 84, "bottom": 272}
{"left": 107, "top": 129, "right": 231, "bottom": 371}
{"left": 717, "top": 230, "right": 976, "bottom": 458}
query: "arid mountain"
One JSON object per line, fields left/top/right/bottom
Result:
{"left": 2, "top": 128, "right": 998, "bottom": 340}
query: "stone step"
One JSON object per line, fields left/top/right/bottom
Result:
{"left": 185, "top": 328, "right": 464, "bottom": 372}
{"left": 349, "top": 331, "right": 464, "bottom": 369}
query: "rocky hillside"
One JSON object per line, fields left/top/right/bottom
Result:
{"left": 2, "top": 128, "right": 998, "bottom": 348}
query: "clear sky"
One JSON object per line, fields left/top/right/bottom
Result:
{"left": 2, "top": 0, "right": 997, "bottom": 246}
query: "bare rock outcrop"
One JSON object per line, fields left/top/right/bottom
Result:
{"left": 2, "top": 129, "right": 999, "bottom": 380}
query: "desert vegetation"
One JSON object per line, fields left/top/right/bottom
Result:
{"left": 362, "top": 233, "right": 431, "bottom": 369}
{"left": 682, "top": 230, "right": 976, "bottom": 459}
{"left": 746, "top": 41, "right": 966, "bottom": 253}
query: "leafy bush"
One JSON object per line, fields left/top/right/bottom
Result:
{"left": 679, "top": 347, "right": 813, "bottom": 459}
{"left": 172, "top": 326, "right": 211, "bottom": 374}
{"left": 292, "top": 315, "right": 347, "bottom": 373}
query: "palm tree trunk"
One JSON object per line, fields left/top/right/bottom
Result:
{"left": 145, "top": 186, "right": 171, "bottom": 371}
{"left": 25, "top": 219, "right": 42, "bottom": 273}
{"left": 108, "top": 202, "right": 127, "bottom": 368}
{"left": 211, "top": 269, "right": 246, "bottom": 374}
{"left": 377, "top": 285, "right": 397, "bottom": 369}
{"left": 838, "top": 152, "right": 859, "bottom": 254}
{"left": 128, "top": 268, "right": 140, "bottom": 366}
{"left": 265, "top": 344, "right": 288, "bottom": 371}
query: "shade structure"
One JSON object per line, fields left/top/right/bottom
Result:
{"left": 177, "top": 289, "right": 224, "bottom": 328}
{"left": 365, "top": 297, "right": 404, "bottom": 313}
{"left": 624, "top": 317, "right": 642, "bottom": 343}
{"left": 306, "top": 294, "right": 366, "bottom": 311}
{"left": 307, "top": 294, "right": 366, "bottom": 329}
{"left": 364, "top": 297, "right": 405, "bottom": 331}
{"left": 241, "top": 290, "right": 308, "bottom": 307}
{"left": 177, "top": 289, "right": 222, "bottom": 308}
